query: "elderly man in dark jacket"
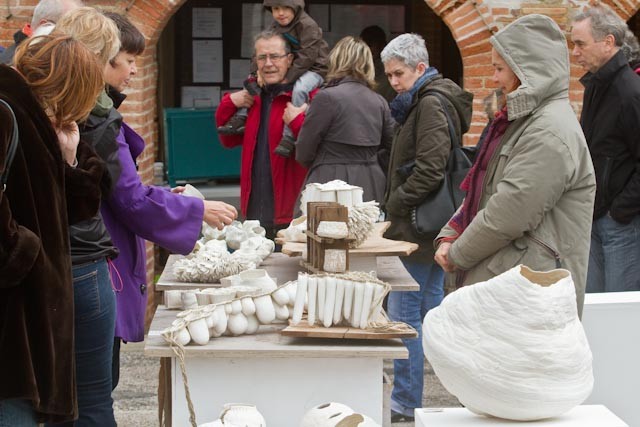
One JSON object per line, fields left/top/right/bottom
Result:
{"left": 571, "top": 5, "right": 640, "bottom": 293}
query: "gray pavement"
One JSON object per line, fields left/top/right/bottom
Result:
{"left": 113, "top": 340, "right": 460, "bottom": 427}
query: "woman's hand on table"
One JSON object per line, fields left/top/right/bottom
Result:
{"left": 203, "top": 200, "right": 238, "bottom": 230}
{"left": 435, "top": 242, "right": 456, "bottom": 273}
{"left": 283, "top": 102, "right": 307, "bottom": 125}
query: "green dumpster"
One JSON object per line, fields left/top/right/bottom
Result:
{"left": 164, "top": 108, "right": 241, "bottom": 187}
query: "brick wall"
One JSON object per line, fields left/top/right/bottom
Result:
{"left": 3, "top": 0, "right": 640, "bottom": 325}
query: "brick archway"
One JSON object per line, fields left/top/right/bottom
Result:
{"left": 422, "top": 0, "right": 497, "bottom": 142}
{"left": 120, "top": 0, "right": 497, "bottom": 156}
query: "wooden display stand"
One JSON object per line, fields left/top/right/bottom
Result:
{"left": 304, "top": 202, "right": 351, "bottom": 274}
{"left": 280, "top": 221, "right": 419, "bottom": 276}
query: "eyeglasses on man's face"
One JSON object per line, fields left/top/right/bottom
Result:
{"left": 255, "top": 53, "right": 290, "bottom": 63}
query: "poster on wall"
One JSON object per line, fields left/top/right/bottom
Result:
{"left": 181, "top": 86, "right": 221, "bottom": 108}
{"left": 241, "top": 3, "right": 273, "bottom": 58}
{"left": 193, "top": 40, "right": 223, "bottom": 83}
{"left": 229, "top": 59, "right": 251, "bottom": 88}
{"left": 308, "top": 4, "right": 405, "bottom": 47}
{"left": 192, "top": 8, "right": 222, "bottom": 38}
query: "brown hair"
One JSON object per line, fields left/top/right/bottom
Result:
{"left": 14, "top": 35, "right": 104, "bottom": 127}
{"left": 54, "top": 6, "right": 120, "bottom": 66}
{"left": 103, "top": 11, "right": 145, "bottom": 56}
{"left": 326, "top": 36, "right": 375, "bottom": 88}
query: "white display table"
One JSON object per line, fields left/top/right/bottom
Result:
{"left": 145, "top": 307, "right": 408, "bottom": 427}
{"left": 414, "top": 405, "right": 627, "bottom": 426}
{"left": 582, "top": 291, "right": 640, "bottom": 426}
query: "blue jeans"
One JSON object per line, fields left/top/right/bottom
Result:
{"left": 48, "top": 259, "right": 117, "bottom": 427}
{"left": 387, "top": 259, "right": 444, "bottom": 415}
{"left": 587, "top": 214, "right": 640, "bottom": 293}
{"left": 0, "top": 400, "right": 38, "bottom": 427}
{"left": 282, "top": 70, "right": 324, "bottom": 141}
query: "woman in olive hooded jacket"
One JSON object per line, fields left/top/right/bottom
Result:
{"left": 435, "top": 14, "right": 596, "bottom": 317}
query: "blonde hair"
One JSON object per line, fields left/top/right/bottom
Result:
{"left": 326, "top": 36, "right": 376, "bottom": 88}
{"left": 55, "top": 7, "right": 120, "bottom": 66}
{"left": 15, "top": 35, "right": 104, "bottom": 127}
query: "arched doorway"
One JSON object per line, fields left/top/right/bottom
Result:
{"left": 151, "top": 0, "right": 467, "bottom": 170}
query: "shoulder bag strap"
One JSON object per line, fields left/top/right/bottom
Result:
{"left": 0, "top": 99, "right": 19, "bottom": 191}
{"left": 426, "top": 90, "right": 460, "bottom": 150}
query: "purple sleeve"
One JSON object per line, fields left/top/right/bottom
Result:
{"left": 107, "top": 128, "right": 204, "bottom": 255}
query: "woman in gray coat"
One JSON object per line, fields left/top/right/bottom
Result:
{"left": 435, "top": 14, "right": 596, "bottom": 317}
{"left": 291, "top": 36, "right": 394, "bottom": 203}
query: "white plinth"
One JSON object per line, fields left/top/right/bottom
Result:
{"left": 414, "top": 405, "right": 628, "bottom": 426}
{"left": 582, "top": 291, "right": 640, "bottom": 426}
{"left": 174, "top": 357, "right": 382, "bottom": 427}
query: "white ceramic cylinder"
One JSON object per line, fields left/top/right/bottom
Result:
{"left": 272, "top": 287, "right": 289, "bottom": 306}
{"left": 241, "top": 297, "right": 256, "bottom": 316}
{"left": 323, "top": 277, "right": 337, "bottom": 328}
{"left": 230, "top": 299, "right": 243, "bottom": 315}
{"left": 181, "top": 292, "right": 198, "bottom": 310}
{"left": 351, "top": 282, "right": 365, "bottom": 328}
{"left": 212, "top": 306, "right": 227, "bottom": 336}
{"left": 165, "top": 290, "right": 183, "bottom": 309}
{"left": 273, "top": 302, "right": 290, "bottom": 321}
{"left": 245, "top": 314, "right": 260, "bottom": 334}
{"left": 307, "top": 277, "right": 318, "bottom": 326}
{"left": 352, "top": 187, "right": 364, "bottom": 205}
{"left": 337, "top": 188, "right": 353, "bottom": 206}
{"left": 319, "top": 189, "right": 336, "bottom": 202}
{"left": 195, "top": 292, "right": 210, "bottom": 306}
{"left": 227, "top": 312, "right": 249, "bottom": 336}
{"left": 254, "top": 295, "right": 276, "bottom": 324}
{"left": 292, "top": 275, "right": 307, "bottom": 325}
{"left": 343, "top": 280, "right": 355, "bottom": 321}
{"left": 359, "top": 282, "right": 375, "bottom": 329}
{"left": 333, "top": 278, "right": 346, "bottom": 325}
{"left": 185, "top": 313, "right": 210, "bottom": 345}
{"left": 317, "top": 277, "right": 326, "bottom": 323}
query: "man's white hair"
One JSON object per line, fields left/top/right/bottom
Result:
{"left": 31, "top": 0, "right": 84, "bottom": 29}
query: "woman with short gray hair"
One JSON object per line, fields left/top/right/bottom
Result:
{"left": 380, "top": 33, "right": 473, "bottom": 422}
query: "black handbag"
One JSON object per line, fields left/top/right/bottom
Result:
{"left": 408, "top": 91, "right": 472, "bottom": 236}
{"left": 0, "top": 99, "right": 19, "bottom": 191}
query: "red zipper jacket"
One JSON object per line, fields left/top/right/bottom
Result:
{"left": 215, "top": 89, "right": 311, "bottom": 225}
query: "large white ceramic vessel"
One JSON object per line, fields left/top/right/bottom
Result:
{"left": 423, "top": 265, "right": 594, "bottom": 421}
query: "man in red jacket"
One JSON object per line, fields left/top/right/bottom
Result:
{"left": 216, "top": 30, "right": 308, "bottom": 238}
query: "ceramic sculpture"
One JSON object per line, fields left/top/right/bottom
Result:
{"left": 174, "top": 220, "right": 276, "bottom": 283}
{"left": 300, "top": 402, "right": 380, "bottom": 427}
{"left": 346, "top": 201, "right": 379, "bottom": 248}
{"left": 162, "top": 281, "right": 297, "bottom": 346}
{"left": 422, "top": 265, "right": 594, "bottom": 421}
{"left": 299, "top": 180, "right": 363, "bottom": 214}
{"left": 198, "top": 403, "right": 266, "bottom": 427}
{"left": 173, "top": 220, "right": 275, "bottom": 283}
{"left": 291, "top": 272, "right": 388, "bottom": 329}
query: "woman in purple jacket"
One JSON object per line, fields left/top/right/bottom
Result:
{"left": 100, "top": 12, "right": 237, "bottom": 389}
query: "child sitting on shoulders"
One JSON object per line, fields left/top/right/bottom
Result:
{"left": 217, "top": 0, "right": 329, "bottom": 158}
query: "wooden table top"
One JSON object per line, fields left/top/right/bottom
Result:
{"left": 157, "top": 253, "right": 419, "bottom": 291}
{"left": 144, "top": 306, "right": 409, "bottom": 359}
